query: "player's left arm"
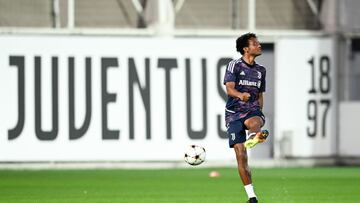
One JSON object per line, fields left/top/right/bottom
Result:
{"left": 258, "top": 67, "right": 266, "bottom": 110}
{"left": 258, "top": 92, "right": 263, "bottom": 110}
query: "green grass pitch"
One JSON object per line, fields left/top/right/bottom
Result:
{"left": 0, "top": 167, "right": 359, "bottom": 202}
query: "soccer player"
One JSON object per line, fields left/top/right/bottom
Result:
{"left": 223, "top": 33, "right": 269, "bottom": 203}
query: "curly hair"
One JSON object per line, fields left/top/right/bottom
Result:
{"left": 236, "top": 33, "right": 257, "bottom": 55}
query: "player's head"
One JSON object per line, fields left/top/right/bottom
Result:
{"left": 236, "top": 33, "right": 262, "bottom": 57}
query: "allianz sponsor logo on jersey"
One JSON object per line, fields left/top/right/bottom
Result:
{"left": 238, "top": 79, "right": 261, "bottom": 88}
{"left": 238, "top": 70, "right": 262, "bottom": 88}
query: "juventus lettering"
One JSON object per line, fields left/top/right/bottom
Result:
{"left": 7, "top": 55, "right": 231, "bottom": 141}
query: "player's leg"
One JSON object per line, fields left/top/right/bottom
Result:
{"left": 227, "top": 120, "right": 258, "bottom": 202}
{"left": 244, "top": 116, "right": 263, "bottom": 135}
{"left": 233, "top": 143, "right": 251, "bottom": 184}
{"left": 233, "top": 143, "right": 258, "bottom": 202}
{"left": 244, "top": 115, "right": 269, "bottom": 148}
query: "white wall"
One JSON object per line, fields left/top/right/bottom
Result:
{"left": 275, "top": 37, "right": 337, "bottom": 158}
{"left": 2, "top": 34, "right": 356, "bottom": 162}
{"left": 0, "top": 35, "right": 238, "bottom": 161}
{"left": 339, "top": 102, "right": 360, "bottom": 156}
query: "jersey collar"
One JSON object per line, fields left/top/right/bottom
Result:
{"left": 240, "top": 57, "right": 256, "bottom": 68}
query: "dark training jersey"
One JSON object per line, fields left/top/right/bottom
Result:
{"left": 223, "top": 58, "right": 266, "bottom": 124}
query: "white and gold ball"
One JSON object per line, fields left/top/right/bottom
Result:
{"left": 184, "top": 145, "right": 206, "bottom": 166}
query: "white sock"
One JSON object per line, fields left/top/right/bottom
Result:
{"left": 247, "top": 132, "right": 256, "bottom": 139}
{"left": 244, "top": 184, "right": 256, "bottom": 199}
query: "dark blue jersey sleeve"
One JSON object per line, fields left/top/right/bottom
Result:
{"left": 223, "top": 60, "right": 238, "bottom": 84}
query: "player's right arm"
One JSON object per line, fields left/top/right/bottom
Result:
{"left": 223, "top": 61, "right": 250, "bottom": 102}
{"left": 225, "top": 82, "right": 250, "bottom": 102}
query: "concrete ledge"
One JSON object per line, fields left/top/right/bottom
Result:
{"left": 0, "top": 158, "right": 359, "bottom": 170}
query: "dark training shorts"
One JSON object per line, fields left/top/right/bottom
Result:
{"left": 227, "top": 110, "right": 265, "bottom": 148}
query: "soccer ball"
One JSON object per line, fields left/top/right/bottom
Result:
{"left": 184, "top": 145, "right": 206, "bottom": 166}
